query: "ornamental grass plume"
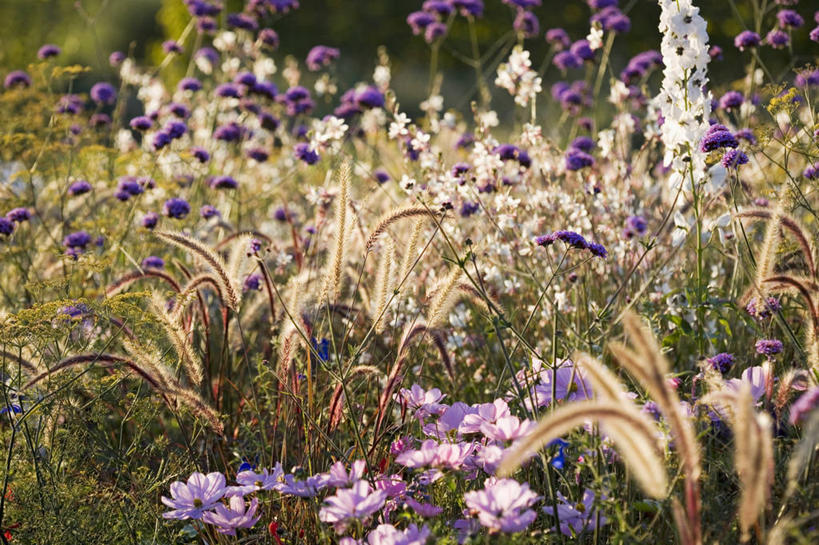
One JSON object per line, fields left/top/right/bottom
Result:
{"left": 321, "top": 160, "right": 351, "bottom": 303}
{"left": 425, "top": 266, "right": 465, "bottom": 330}
{"left": 607, "top": 311, "right": 702, "bottom": 545}
{"left": 502, "top": 354, "right": 668, "bottom": 499}
{"left": 154, "top": 230, "right": 240, "bottom": 310}
{"left": 700, "top": 383, "right": 774, "bottom": 542}
{"left": 364, "top": 205, "right": 433, "bottom": 253}
{"left": 497, "top": 398, "right": 668, "bottom": 499}
{"left": 148, "top": 292, "right": 204, "bottom": 385}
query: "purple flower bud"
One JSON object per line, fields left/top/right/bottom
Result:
{"left": 306, "top": 46, "right": 340, "bottom": 71}
{"left": 734, "top": 128, "right": 757, "bottom": 145}
{"left": 153, "top": 131, "right": 172, "bottom": 151}
{"left": 374, "top": 168, "right": 390, "bottom": 184}
{"left": 545, "top": 28, "right": 570, "bottom": 50}
{"left": 178, "top": 77, "right": 203, "bottom": 92}
{"left": 215, "top": 83, "right": 241, "bottom": 98}
{"left": 141, "top": 256, "right": 165, "bottom": 269}
{"left": 0, "top": 218, "right": 14, "bottom": 236}
{"left": 407, "top": 11, "right": 437, "bottom": 34}
{"left": 722, "top": 149, "right": 749, "bottom": 168}
{"left": 452, "top": 0, "right": 483, "bottom": 17}
{"left": 553, "top": 51, "right": 582, "bottom": 71}
{"left": 700, "top": 124, "right": 738, "bottom": 152}
{"left": 63, "top": 230, "right": 92, "bottom": 249}
{"left": 259, "top": 28, "right": 280, "bottom": 48}
{"left": 423, "top": 1, "right": 453, "bottom": 16}
{"left": 90, "top": 82, "right": 116, "bottom": 104}
{"left": 4, "top": 70, "right": 31, "bottom": 89}
{"left": 37, "top": 44, "right": 61, "bottom": 59}
{"left": 718, "top": 91, "right": 744, "bottom": 110}
{"left": 570, "top": 40, "right": 594, "bottom": 61}
{"left": 200, "top": 204, "right": 220, "bottom": 219}
{"left": 460, "top": 201, "right": 480, "bottom": 217}
{"left": 565, "top": 148, "right": 594, "bottom": 170}
{"left": 129, "top": 116, "right": 153, "bottom": 131}
{"left": 765, "top": 29, "right": 790, "bottom": 48}
{"left": 755, "top": 339, "right": 783, "bottom": 356}
{"left": 707, "top": 353, "right": 735, "bottom": 374}
{"left": 141, "top": 212, "right": 159, "bottom": 229}
{"left": 109, "top": 51, "right": 125, "bottom": 66}
{"left": 162, "top": 40, "right": 183, "bottom": 54}
{"left": 227, "top": 12, "right": 259, "bottom": 31}
{"left": 163, "top": 198, "right": 191, "bottom": 219}
{"left": 294, "top": 142, "right": 320, "bottom": 165}
{"left": 355, "top": 86, "right": 385, "bottom": 109}
{"left": 210, "top": 175, "right": 238, "bottom": 190}
{"left": 424, "top": 22, "right": 448, "bottom": 43}
{"left": 6, "top": 208, "right": 30, "bottom": 223}
{"left": 734, "top": 30, "right": 761, "bottom": 50}
{"left": 514, "top": 10, "right": 540, "bottom": 39}
{"left": 243, "top": 273, "right": 262, "bottom": 292}
{"left": 776, "top": 9, "right": 804, "bottom": 28}
{"left": 191, "top": 147, "right": 211, "bottom": 163}
{"left": 623, "top": 215, "right": 647, "bottom": 238}
{"left": 69, "top": 180, "right": 92, "bottom": 196}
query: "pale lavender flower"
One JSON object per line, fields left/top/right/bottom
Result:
{"left": 278, "top": 472, "right": 330, "bottom": 497}
{"left": 161, "top": 471, "right": 226, "bottom": 520}
{"left": 357, "top": 523, "right": 431, "bottom": 545}
{"left": 396, "top": 439, "right": 439, "bottom": 468}
{"left": 524, "top": 359, "right": 593, "bottom": 410}
{"left": 463, "top": 477, "right": 540, "bottom": 533}
{"left": 459, "top": 399, "right": 511, "bottom": 434}
{"left": 202, "top": 496, "right": 260, "bottom": 535}
{"left": 726, "top": 365, "right": 770, "bottom": 402}
{"left": 405, "top": 497, "right": 443, "bottom": 518}
{"left": 480, "top": 415, "right": 537, "bottom": 442}
{"left": 789, "top": 387, "right": 819, "bottom": 425}
{"left": 422, "top": 402, "right": 475, "bottom": 439}
{"left": 233, "top": 463, "right": 284, "bottom": 494}
{"left": 549, "top": 489, "right": 607, "bottom": 536}
{"left": 326, "top": 460, "right": 367, "bottom": 488}
{"left": 319, "top": 480, "right": 388, "bottom": 533}
{"left": 396, "top": 384, "right": 447, "bottom": 419}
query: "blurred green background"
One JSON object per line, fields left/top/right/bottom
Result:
{"left": 0, "top": 0, "right": 813, "bottom": 107}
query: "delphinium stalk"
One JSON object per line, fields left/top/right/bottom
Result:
{"left": 654, "top": 0, "right": 712, "bottom": 357}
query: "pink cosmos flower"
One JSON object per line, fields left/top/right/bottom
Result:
{"left": 319, "top": 480, "right": 388, "bottom": 533}
{"left": 202, "top": 496, "right": 261, "bottom": 535}
{"left": 161, "top": 471, "right": 226, "bottom": 520}
{"left": 480, "top": 415, "right": 537, "bottom": 442}
{"left": 463, "top": 477, "right": 540, "bottom": 533}
{"left": 405, "top": 496, "right": 444, "bottom": 517}
{"left": 396, "top": 439, "right": 474, "bottom": 469}
{"left": 231, "top": 463, "right": 284, "bottom": 495}
{"left": 726, "top": 365, "right": 770, "bottom": 402}
{"left": 459, "top": 398, "right": 511, "bottom": 434}
{"left": 396, "top": 384, "right": 447, "bottom": 419}
{"left": 423, "top": 402, "right": 475, "bottom": 439}
{"left": 326, "top": 459, "right": 367, "bottom": 488}
{"left": 340, "top": 523, "right": 431, "bottom": 545}
{"left": 396, "top": 439, "right": 439, "bottom": 468}
{"left": 278, "top": 472, "right": 330, "bottom": 497}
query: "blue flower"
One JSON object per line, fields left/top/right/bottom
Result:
{"left": 548, "top": 439, "right": 569, "bottom": 470}
{"left": 311, "top": 337, "right": 330, "bottom": 362}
